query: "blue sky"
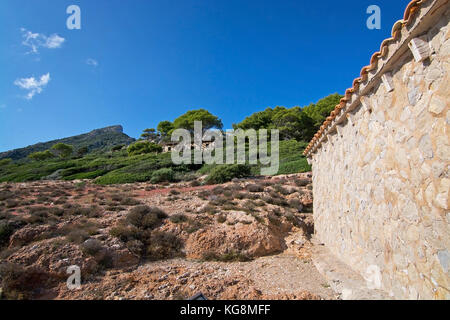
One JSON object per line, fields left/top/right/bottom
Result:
{"left": 0, "top": 0, "right": 411, "bottom": 152}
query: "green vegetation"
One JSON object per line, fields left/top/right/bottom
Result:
{"left": 150, "top": 168, "right": 175, "bottom": 183}
{"left": 51, "top": 143, "right": 73, "bottom": 159}
{"left": 233, "top": 106, "right": 315, "bottom": 141}
{"left": 0, "top": 222, "right": 15, "bottom": 248}
{"left": 28, "top": 150, "right": 54, "bottom": 161}
{"left": 0, "top": 94, "right": 342, "bottom": 184}
{"left": 110, "top": 206, "right": 182, "bottom": 260}
{"left": 0, "top": 139, "right": 309, "bottom": 184}
{"left": 157, "top": 120, "right": 174, "bottom": 140}
{"left": 125, "top": 205, "right": 167, "bottom": 230}
{"left": 169, "top": 213, "right": 188, "bottom": 224}
{"left": 302, "top": 93, "right": 343, "bottom": 127}
{"left": 202, "top": 250, "right": 252, "bottom": 262}
{"left": 0, "top": 159, "right": 12, "bottom": 166}
{"left": 127, "top": 141, "right": 162, "bottom": 156}
{"left": 140, "top": 128, "right": 159, "bottom": 142}
{"left": 0, "top": 125, "right": 135, "bottom": 161}
{"left": 173, "top": 109, "right": 223, "bottom": 133}
{"left": 205, "top": 164, "right": 252, "bottom": 184}
{"left": 233, "top": 93, "right": 342, "bottom": 142}
{"left": 111, "top": 144, "right": 125, "bottom": 152}
{"left": 76, "top": 146, "right": 89, "bottom": 157}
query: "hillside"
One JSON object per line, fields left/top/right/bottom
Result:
{"left": 0, "top": 125, "right": 135, "bottom": 161}
{"left": 0, "top": 139, "right": 309, "bottom": 183}
{"left": 0, "top": 93, "right": 341, "bottom": 183}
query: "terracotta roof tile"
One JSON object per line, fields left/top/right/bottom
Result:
{"left": 304, "top": 0, "right": 428, "bottom": 157}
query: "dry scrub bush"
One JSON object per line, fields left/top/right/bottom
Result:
{"left": 246, "top": 184, "right": 265, "bottom": 193}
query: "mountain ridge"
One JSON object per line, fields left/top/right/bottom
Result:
{"left": 0, "top": 125, "right": 135, "bottom": 160}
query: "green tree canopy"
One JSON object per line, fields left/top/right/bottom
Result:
{"left": 76, "top": 146, "right": 89, "bottom": 157}
{"left": 233, "top": 106, "right": 315, "bottom": 141}
{"left": 127, "top": 141, "right": 163, "bottom": 156}
{"left": 302, "top": 93, "right": 343, "bottom": 127}
{"left": 0, "top": 158, "right": 12, "bottom": 166}
{"left": 111, "top": 144, "right": 125, "bottom": 152}
{"left": 140, "top": 128, "right": 159, "bottom": 142}
{"left": 51, "top": 143, "right": 73, "bottom": 159}
{"left": 232, "top": 107, "right": 274, "bottom": 131}
{"left": 173, "top": 109, "right": 223, "bottom": 134}
{"left": 233, "top": 93, "right": 343, "bottom": 142}
{"left": 28, "top": 150, "right": 55, "bottom": 161}
{"left": 157, "top": 121, "right": 174, "bottom": 137}
{"left": 271, "top": 107, "right": 316, "bottom": 141}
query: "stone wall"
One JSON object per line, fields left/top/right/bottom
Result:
{"left": 307, "top": 2, "right": 449, "bottom": 299}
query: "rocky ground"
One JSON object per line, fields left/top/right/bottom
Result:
{"left": 0, "top": 173, "right": 338, "bottom": 300}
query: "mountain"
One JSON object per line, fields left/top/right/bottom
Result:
{"left": 0, "top": 125, "right": 135, "bottom": 161}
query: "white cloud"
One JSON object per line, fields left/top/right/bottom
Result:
{"left": 45, "top": 34, "right": 65, "bottom": 49}
{"left": 86, "top": 58, "right": 99, "bottom": 67}
{"left": 21, "top": 28, "right": 65, "bottom": 54}
{"left": 14, "top": 73, "right": 51, "bottom": 100}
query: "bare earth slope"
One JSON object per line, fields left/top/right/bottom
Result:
{"left": 0, "top": 173, "right": 337, "bottom": 300}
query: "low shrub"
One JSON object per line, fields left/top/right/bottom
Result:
{"left": 146, "top": 231, "right": 182, "bottom": 260}
{"left": 185, "top": 220, "right": 202, "bottom": 234}
{"left": 288, "top": 199, "right": 304, "bottom": 212}
{"left": 80, "top": 239, "right": 104, "bottom": 256}
{"left": 246, "top": 184, "right": 264, "bottom": 193}
{"left": 199, "top": 190, "right": 216, "bottom": 200}
{"left": 150, "top": 168, "right": 175, "bottom": 183}
{"left": 294, "top": 178, "right": 310, "bottom": 187}
{"left": 60, "top": 220, "right": 100, "bottom": 243}
{"left": 267, "top": 214, "right": 281, "bottom": 226}
{"left": 198, "top": 204, "right": 218, "bottom": 215}
{"left": 209, "top": 196, "right": 228, "bottom": 206}
{"left": 262, "top": 194, "right": 288, "bottom": 207}
{"left": 190, "top": 180, "right": 201, "bottom": 187}
{"left": 0, "top": 222, "right": 15, "bottom": 247}
{"left": 223, "top": 190, "right": 233, "bottom": 198}
{"left": 120, "top": 197, "right": 141, "bottom": 206}
{"left": 205, "top": 165, "right": 251, "bottom": 185}
{"left": 243, "top": 200, "right": 257, "bottom": 211}
{"left": 216, "top": 215, "right": 226, "bottom": 223}
{"left": 66, "top": 229, "right": 90, "bottom": 244}
{"left": 5, "top": 200, "right": 19, "bottom": 208}
{"left": 0, "top": 263, "right": 50, "bottom": 299}
{"left": 273, "top": 184, "right": 291, "bottom": 196}
{"left": 111, "top": 145, "right": 125, "bottom": 152}
{"left": 0, "top": 158, "right": 12, "bottom": 166}
{"left": 62, "top": 204, "right": 102, "bottom": 217}
{"left": 0, "top": 191, "right": 13, "bottom": 201}
{"left": 126, "top": 205, "right": 167, "bottom": 230}
{"left": 233, "top": 192, "right": 245, "bottom": 200}
{"left": 251, "top": 213, "right": 264, "bottom": 224}
{"left": 202, "top": 250, "right": 251, "bottom": 262}
{"left": 125, "top": 239, "right": 144, "bottom": 256}
{"left": 254, "top": 199, "right": 266, "bottom": 207}
{"left": 212, "top": 186, "right": 224, "bottom": 195}
{"left": 169, "top": 213, "right": 188, "bottom": 224}
{"left": 109, "top": 223, "right": 141, "bottom": 242}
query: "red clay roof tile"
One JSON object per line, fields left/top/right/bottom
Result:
{"left": 304, "top": 0, "right": 429, "bottom": 156}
